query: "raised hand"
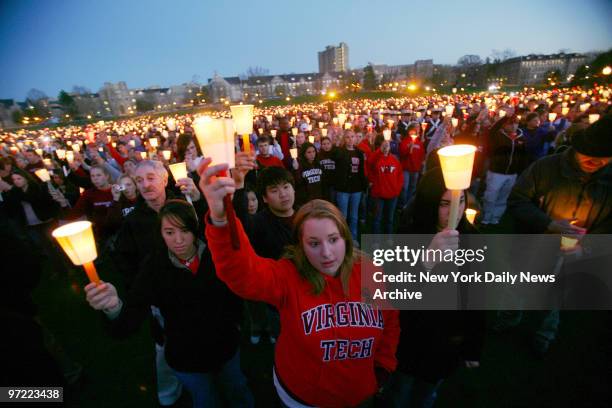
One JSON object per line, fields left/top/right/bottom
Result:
{"left": 197, "top": 157, "right": 236, "bottom": 222}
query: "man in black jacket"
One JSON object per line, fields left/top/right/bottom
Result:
{"left": 113, "top": 159, "right": 204, "bottom": 407}
{"left": 232, "top": 155, "right": 295, "bottom": 347}
{"left": 498, "top": 115, "right": 612, "bottom": 355}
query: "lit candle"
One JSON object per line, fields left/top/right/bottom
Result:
{"left": 498, "top": 110, "right": 507, "bottom": 118}
{"left": 166, "top": 118, "right": 176, "bottom": 131}
{"left": 55, "top": 149, "right": 66, "bottom": 160}
{"left": 451, "top": 118, "right": 459, "bottom": 128}
{"left": 308, "top": 136, "right": 315, "bottom": 143}
{"left": 35, "top": 148, "right": 43, "bottom": 156}
{"left": 445, "top": 105, "right": 454, "bottom": 116}
{"left": 560, "top": 236, "right": 578, "bottom": 250}
{"left": 318, "top": 122, "right": 325, "bottom": 129}
{"left": 588, "top": 114, "right": 600, "bottom": 124}
{"left": 258, "top": 128, "right": 264, "bottom": 135}
{"left": 437, "top": 145, "right": 477, "bottom": 229}
{"left": 129, "top": 140, "right": 136, "bottom": 148}
{"left": 321, "top": 128, "right": 328, "bottom": 137}
{"left": 291, "top": 127, "right": 298, "bottom": 137}
{"left": 149, "top": 138, "right": 158, "bottom": 148}
{"left": 465, "top": 208, "right": 477, "bottom": 224}
{"left": 139, "top": 151, "right": 147, "bottom": 159}
{"left": 35, "top": 168, "right": 51, "bottom": 182}
{"left": 43, "top": 158, "right": 52, "bottom": 167}
{"left": 561, "top": 107, "right": 569, "bottom": 116}
{"left": 548, "top": 113, "right": 557, "bottom": 123}
{"left": 230, "top": 104, "right": 254, "bottom": 154}
{"left": 344, "top": 123, "right": 352, "bottom": 130}
{"left": 162, "top": 150, "right": 172, "bottom": 161}
{"left": 192, "top": 116, "right": 236, "bottom": 168}
{"left": 270, "top": 129, "right": 277, "bottom": 138}
{"left": 52, "top": 221, "right": 100, "bottom": 284}
{"left": 383, "top": 129, "right": 391, "bottom": 141}
{"left": 579, "top": 103, "right": 590, "bottom": 112}
{"left": 290, "top": 148, "right": 298, "bottom": 159}
{"left": 66, "top": 151, "right": 74, "bottom": 163}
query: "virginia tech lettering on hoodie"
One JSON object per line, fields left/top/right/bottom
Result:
{"left": 301, "top": 301, "right": 384, "bottom": 362}
{"left": 301, "top": 167, "right": 323, "bottom": 184}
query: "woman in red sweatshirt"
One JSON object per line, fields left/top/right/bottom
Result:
{"left": 199, "top": 158, "right": 399, "bottom": 408}
{"left": 398, "top": 124, "right": 425, "bottom": 210}
{"left": 369, "top": 140, "right": 404, "bottom": 234}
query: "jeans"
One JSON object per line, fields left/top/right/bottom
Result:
{"left": 174, "top": 351, "right": 253, "bottom": 408}
{"left": 400, "top": 171, "right": 419, "bottom": 209}
{"left": 482, "top": 171, "right": 517, "bottom": 224}
{"left": 373, "top": 197, "right": 399, "bottom": 234}
{"left": 336, "top": 191, "right": 362, "bottom": 241}
{"left": 384, "top": 371, "right": 442, "bottom": 408}
{"left": 152, "top": 306, "right": 183, "bottom": 406}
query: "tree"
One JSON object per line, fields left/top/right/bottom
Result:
{"left": 12, "top": 110, "right": 24, "bottom": 125}
{"left": 362, "top": 64, "right": 377, "bottom": 90}
{"left": 490, "top": 49, "right": 516, "bottom": 63}
{"left": 457, "top": 55, "right": 483, "bottom": 67}
{"left": 135, "top": 98, "right": 154, "bottom": 113}
{"left": 58, "top": 90, "right": 78, "bottom": 115}
{"left": 544, "top": 69, "right": 561, "bottom": 86}
{"left": 26, "top": 88, "right": 48, "bottom": 102}
{"left": 245, "top": 66, "right": 270, "bottom": 78}
{"left": 72, "top": 85, "right": 91, "bottom": 95}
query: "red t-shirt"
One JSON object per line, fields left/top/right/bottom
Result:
{"left": 179, "top": 254, "right": 200, "bottom": 276}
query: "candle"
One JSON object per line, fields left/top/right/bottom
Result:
{"left": 560, "top": 236, "right": 578, "bottom": 250}
{"left": 548, "top": 113, "right": 557, "bottom": 123}
{"left": 66, "top": 151, "right": 74, "bottom": 163}
{"left": 149, "top": 138, "right": 158, "bottom": 148}
{"left": 230, "top": 104, "right": 254, "bottom": 154}
{"left": 319, "top": 122, "right": 325, "bottom": 129}
{"left": 43, "top": 158, "right": 52, "bottom": 167}
{"left": 344, "top": 123, "right": 352, "bottom": 130}
{"left": 55, "top": 149, "right": 66, "bottom": 160}
{"left": 308, "top": 136, "right": 315, "bottom": 144}
{"left": 169, "top": 162, "right": 188, "bottom": 181}
{"left": 561, "top": 107, "right": 569, "bottom": 116}
{"left": 410, "top": 134, "right": 418, "bottom": 142}
{"left": 383, "top": 129, "right": 391, "bottom": 141}
{"left": 270, "top": 129, "right": 277, "bottom": 138}
{"left": 166, "top": 118, "right": 176, "bottom": 131}
{"left": 129, "top": 140, "right": 136, "bottom": 148}
{"left": 139, "top": 151, "right": 147, "bottom": 159}
{"left": 112, "top": 142, "right": 117, "bottom": 148}
{"left": 451, "top": 118, "right": 459, "bottom": 128}
{"left": 258, "top": 128, "right": 264, "bottom": 135}
{"left": 445, "top": 105, "right": 454, "bottom": 116}
{"left": 588, "top": 114, "right": 600, "bottom": 124}
{"left": 321, "top": 128, "right": 328, "bottom": 137}
{"left": 437, "top": 144, "right": 477, "bottom": 229}
{"left": 52, "top": 221, "right": 100, "bottom": 284}
{"left": 290, "top": 148, "right": 298, "bottom": 159}
{"left": 579, "top": 103, "right": 590, "bottom": 112}
{"left": 192, "top": 117, "right": 236, "bottom": 168}
{"left": 498, "top": 110, "right": 506, "bottom": 118}
{"left": 35, "top": 168, "right": 51, "bottom": 182}
{"left": 337, "top": 113, "right": 347, "bottom": 126}
{"left": 35, "top": 148, "right": 43, "bottom": 156}
{"left": 162, "top": 150, "right": 172, "bottom": 160}
{"left": 465, "top": 208, "right": 477, "bottom": 224}
{"left": 291, "top": 127, "right": 298, "bottom": 137}
{"left": 421, "top": 122, "right": 427, "bottom": 132}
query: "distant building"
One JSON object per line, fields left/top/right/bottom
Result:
{"left": 414, "top": 59, "right": 434, "bottom": 80}
{"left": 71, "top": 92, "right": 104, "bottom": 117}
{"left": 99, "top": 82, "right": 132, "bottom": 116}
{"left": 497, "top": 53, "right": 590, "bottom": 85}
{"left": 318, "top": 43, "right": 349, "bottom": 73}
{"left": 207, "top": 72, "right": 347, "bottom": 103}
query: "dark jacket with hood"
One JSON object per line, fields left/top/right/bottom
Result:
{"left": 396, "top": 167, "right": 486, "bottom": 383}
{"left": 508, "top": 148, "right": 612, "bottom": 234}
{"left": 487, "top": 117, "right": 530, "bottom": 175}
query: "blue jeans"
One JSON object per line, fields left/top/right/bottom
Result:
{"left": 373, "top": 197, "right": 399, "bottom": 234}
{"left": 400, "top": 171, "right": 419, "bottom": 209}
{"left": 173, "top": 351, "right": 253, "bottom": 408}
{"left": 384, "top": 371, "right": 442, "bottom": 408}
{"left": 336, "top": 191, "right": 362, "bottom": 241}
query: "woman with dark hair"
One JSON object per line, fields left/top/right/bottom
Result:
{"left": 200, "top": 158, "right": 399, "bottom": 408}
{"left": 318, "top": 136, "right": 337, "bottom": 202}
{"left": 84, "top": 199, "right": 252, "bottom": 408}
{"left": 292, "top": 142, "right": 325, "bottom": 207}
{"left": 390, "top": 166, "right": 485, "bottom": 408}
{"left": 50, "top": 169, "right": 80, "bottom": 207}
{"left": 176, "top": 133, "right": 202, "bottom": 164}
{"left": 3, "top": 168, "right": 64, "bottom": 272}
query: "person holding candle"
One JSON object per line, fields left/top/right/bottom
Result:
{"left": 369, "top": 140, "right": 404, "bottom": 234}
{"left": 23, "top": 148, "right": 45, "bottom": 173}
{"left": 499, "top": 114, "right": 612, "bottom": 355}
{"left": 106, "top": 174, "right": 140, "bottom": 232}
{"left": 85, "top": 200, "right": 252, "bottom": 408}
{"left": 255, "top": 135, "right": 284, "bottom": 169}
{"left": 390, "top": 166, "right": 484, "bottom": 407}
{"left": 199, "top": 158, "right": 400, "bottom": 407}
{"left": 277, "top": 117, "right": 293, "bottom": 169}
{"left": 398, "top": 124, "right": 425, "bottom": 210}
{"left": 520, "top": 112, "right": 556, "bottom": 162}
{"left": 114, "top": 160, "right": 206, "bottom": 406}
{"left": 176, "top": 133, "right": 202, "bottom": 173}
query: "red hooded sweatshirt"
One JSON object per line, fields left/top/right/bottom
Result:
{"left": 356, "top": 139, "right": 374, "bottom": 179}
{"left": 206, "top": 217, "right": 399, "bottom": 408}
{"left": 256, "top": 154, "right": 284, "bottom": 169}
{"left": 399, "top": 136, "right": 425, "bottom": 173}
{"left": 369, "top": 149, "right": 404, "bottom": 199}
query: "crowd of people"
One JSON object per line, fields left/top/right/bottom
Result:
{"left": 1, "top": 85, "right": 611, "bottom": 407}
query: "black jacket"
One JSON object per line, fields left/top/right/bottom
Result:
{"left": 508, "top": 148, "right": 612, "bottom": 234}
{"left": 233, "top": 188, "right": 293, "bottom": 259}
{"left": 4, "top": 184, "right": 59, "bottom": 226}
{"left": 487, "top": 128, "right": 530, "bottom": 175}
{"left": 114, "top": 190, "right": 208, "bottom": 288}
{"left": 107, "top": 241, "right": 242, "bottom": 373}
{"left": 332, "top": 148, "right": 368, "bottom": 193}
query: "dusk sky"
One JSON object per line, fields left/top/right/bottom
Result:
{"left": 1, "top": 0, "right": 611, "bottom": 100}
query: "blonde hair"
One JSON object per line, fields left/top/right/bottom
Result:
{"left": 284, "top": 199, "right": 360, "bottom": 296}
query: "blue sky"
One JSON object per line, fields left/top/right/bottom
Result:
{"left": 1, "top": 0, "right": 611, "bottom": 100}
